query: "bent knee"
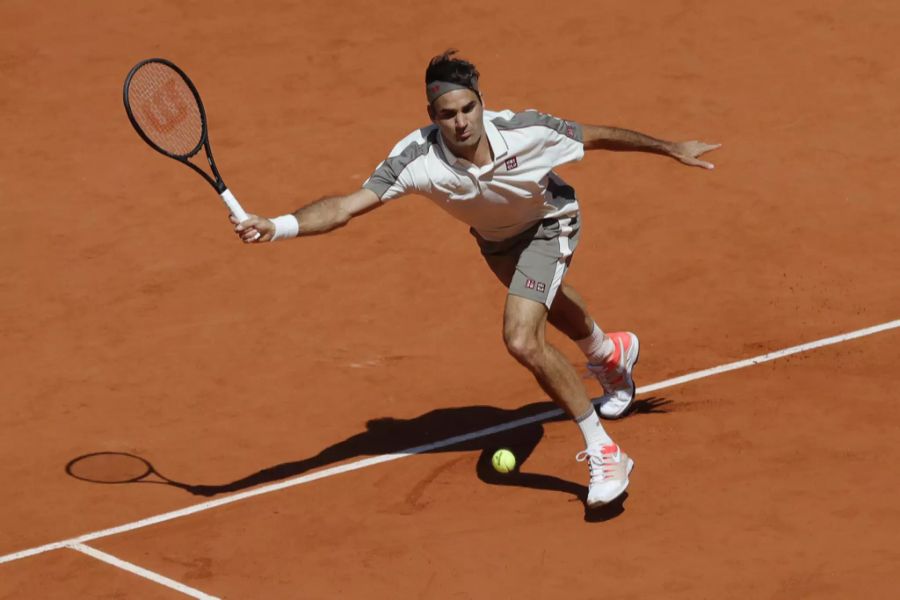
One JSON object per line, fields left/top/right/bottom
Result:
{"left": 503, "top": 329, "right": 543, "bottom": 365}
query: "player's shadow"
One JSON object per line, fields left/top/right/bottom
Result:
{"left": 185, "top": 400, "right": 575, "bottom": 498}
{"left": 188, "top": 394, "right": 671, "bottom": 520}
{"left": 73, "top": 396, "right": 670, "bottom": 521}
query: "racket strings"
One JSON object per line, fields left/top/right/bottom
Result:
{"left": 127, "top": 62, "right": 204, "bottom": 157}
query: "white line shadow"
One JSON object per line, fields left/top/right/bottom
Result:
{"left": 1, "top": 318, "right": 897, "bottom": 568}
{"left": 69, "top": 543, "right": 220, "bottom": 599}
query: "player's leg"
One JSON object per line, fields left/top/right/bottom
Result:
{"left": 502, "top": 294, "right": 592, "bottom": 418}
{"left": 502, "top": 282, "right": 631, "bottom": 507}
{"left": 473, "top": 219, "right": 632, "bottom": 506}
{"left": 548, "top": 283, "right": 640, "bottom": 419}
{"left": 547, "top": 282, "right": 594, "bottom": 340}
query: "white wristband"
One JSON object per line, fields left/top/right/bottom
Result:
{"left": 270, "top": 214, "right": 300, "bottom": 241}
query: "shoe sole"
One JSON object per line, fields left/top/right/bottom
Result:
{"left": 586, "top": 458, "right": 635, "bottom": 508}
{"left": 602, "top": 334, "right": 640, "bottom": 420}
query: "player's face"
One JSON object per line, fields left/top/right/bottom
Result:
{"left": 428, "top": 89, "right": 484, "bottom": 156}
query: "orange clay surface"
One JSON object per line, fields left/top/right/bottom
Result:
{"left": 2, "top": 1, "right": 899, "bottom": 598}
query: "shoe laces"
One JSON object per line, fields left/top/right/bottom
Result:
{"left": 575, "top": 444, "right": 621, "bottom": 483}
{"left": 589, "top": 359, "right": 624, "bottom": 389}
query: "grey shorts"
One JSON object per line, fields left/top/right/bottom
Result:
{"left": 470, "top": 216, "right": 581, "bottom": 308}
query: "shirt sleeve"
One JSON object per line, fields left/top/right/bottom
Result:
{"left": 497, "top": 110, "right": 584, "bottom": 168}
{"left": 532, "top": 112, "right": 585, "bottom": 168}
{"left": 363, "top": 133, "right": 430, "bottom": 202}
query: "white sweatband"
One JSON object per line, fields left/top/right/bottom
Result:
{"left": 270, "top": 214, "right": 300, "bottom": 241}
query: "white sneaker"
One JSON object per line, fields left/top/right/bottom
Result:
{"left": 576, "top": 443, "right": 634, "bottom": 507}
{"left": 588, "top": 331, "right": 640, "bottom": 419}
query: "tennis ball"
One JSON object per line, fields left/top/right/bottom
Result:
{"left": 491, "top": 448, "right": 516, "bottom": 474}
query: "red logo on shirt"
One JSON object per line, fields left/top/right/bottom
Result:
{"left": 525, "top": 278, "right": 536, "bottom": 289}
{"left": 505, "top": 157, "right": 518, "bottom": 170}
{"left": 566, "top": 125, "right": 575, "bottom": 137}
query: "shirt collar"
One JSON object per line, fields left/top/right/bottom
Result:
{"left": 484, "top": 117, "right": 509, "bottom": 160}
{"left": 437, "top": 114, "right": 509, "bottom": 168}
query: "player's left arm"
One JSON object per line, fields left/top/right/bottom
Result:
{"left": 581, "top": 125, "right": 721, "bottom": 170}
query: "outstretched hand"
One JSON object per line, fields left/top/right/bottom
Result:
{"left": 230, "top": 214, "right": 275, "bottom": 243}
{"left": 670, "top": 141, "right": 722, "bottom": 170}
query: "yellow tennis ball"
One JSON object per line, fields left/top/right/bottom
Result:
{"left": 491, "top": 448, "right": 516, "bottom": 474}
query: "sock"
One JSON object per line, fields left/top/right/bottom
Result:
{"left": 575, "top": 406, "right": 613, "bottom": 447}
{"left": 575, "top": 323, "right": 614, "bottom": 364}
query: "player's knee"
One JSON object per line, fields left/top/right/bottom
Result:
{"left": 503, "top": 328, "right": 542, "bottom": 366}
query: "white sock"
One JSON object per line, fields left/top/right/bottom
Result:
{"left": 575, "top": 323, "right": 614, "bottom": 364}
{"left": 575, "top": 406, "right": 613, "bottom": 447}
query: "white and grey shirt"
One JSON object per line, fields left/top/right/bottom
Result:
{"left": 363, "top": 109, "right": 585, "bottom": 242}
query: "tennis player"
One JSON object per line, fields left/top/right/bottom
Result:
{"left": 232, "top": 50, "right": 719, "bottom": 507}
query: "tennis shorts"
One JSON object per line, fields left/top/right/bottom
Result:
{"left": 470, "top": 215, "right": 581, "bottom": 308}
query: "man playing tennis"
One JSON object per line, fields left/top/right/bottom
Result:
{"left": 233, "top": 50, "right": 719, "bottom": 507}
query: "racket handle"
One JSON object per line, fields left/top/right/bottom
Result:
{"left": 220, "top": 188, "right": 249, "bottom": 222}
{"left": 220, "top": 188, "right": 261, "bottom": 241}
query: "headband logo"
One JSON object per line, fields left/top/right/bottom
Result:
{"left": 427, "top": 80, "right": 475, "bottom": 103}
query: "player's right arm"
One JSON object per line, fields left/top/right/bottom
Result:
{"left": 234, "top": 127, "right": 429, "bottom": 244}
{"left": 232, "top": 187, "right": 382, "bottom": 243}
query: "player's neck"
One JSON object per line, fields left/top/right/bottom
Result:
{"left": 450, "top": 135, "right": 493, "bottom": 167}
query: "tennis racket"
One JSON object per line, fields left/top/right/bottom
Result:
{"left": 123, "top": 58, "right": 257, "bottom": 236}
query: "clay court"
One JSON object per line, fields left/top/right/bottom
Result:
{"left": 2, "top": 1, "right": 899, "bottom": 598}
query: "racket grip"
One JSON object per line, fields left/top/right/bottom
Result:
{"left": 220, "top": 188, "right": 250, "bottom": 222}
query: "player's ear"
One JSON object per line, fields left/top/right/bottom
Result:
{"left": 426, "top": 104, "right": 436, "bottom": 122}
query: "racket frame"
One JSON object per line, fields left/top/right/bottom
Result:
{"left": 123, "top": 58, "right": 250, "bottom": 222}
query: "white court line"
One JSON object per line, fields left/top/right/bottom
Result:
{"left": 638, "top": 318, "right": 900, "bottom": 394}
{"left": 68, "top": 543, "right": 220, "bottom": 600}
{"left": 1, "top": 318, "right": 897, "bottom": 567}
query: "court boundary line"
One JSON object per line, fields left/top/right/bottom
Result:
{"left": 69, "top": 543, "right": 220, "bottom": 599}
{"left": 1, "top": 318, "right": 897, "bottom": 567}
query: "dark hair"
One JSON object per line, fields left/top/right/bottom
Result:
{"left": 425, "top": 49, "right": 480, "bottom": 91}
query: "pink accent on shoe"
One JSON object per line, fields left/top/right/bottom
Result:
{"left": 604, "top": 335, "right": 623, "bottom": 366}
{"left": 575, "top": 442, "right": 633, "bottom": 507}
{"left": 588, "top": 332, "right": 640, "bottom": 420}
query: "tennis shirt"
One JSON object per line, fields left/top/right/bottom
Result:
{"left": 363, "top": 109, "right": 585, "bottom": 242}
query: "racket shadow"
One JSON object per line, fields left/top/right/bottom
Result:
{"left": 67, "top": 396, "right": 669, "bottom": 520}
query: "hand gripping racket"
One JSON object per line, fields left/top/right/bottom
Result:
{"left": 123, "top": 58, "right": 257, "bottom": 237}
